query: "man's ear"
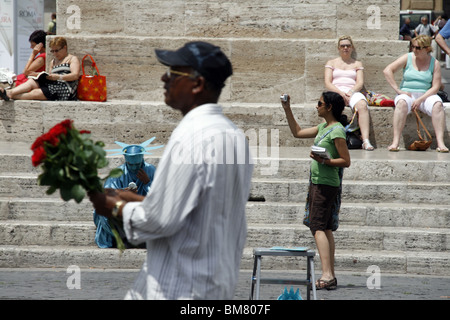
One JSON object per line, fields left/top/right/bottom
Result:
{"left": 192, "top": 76, "right": 206, "bottom": 94}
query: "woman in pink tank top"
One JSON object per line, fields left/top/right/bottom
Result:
{"left": 324, "top": 36, "right": 374, "bottom": 151}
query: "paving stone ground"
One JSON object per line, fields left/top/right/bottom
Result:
{"left": 1, "top": 268, "right": 449, "bottom": 301}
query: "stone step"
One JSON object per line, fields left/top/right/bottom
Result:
{"left": 1, "top": 245, "right": 448, "bottom": 276}
{"left": 240, "top": 248, "right": 450, "bottom": 276}
{"left": 246, "top": 225, "right": 450, "bottom": 253}
{"left": 0, "top": 174, "right": 447, "bottom": 204}
{"left": 1, "top": 143, "right": 449, "bottom": 182}
{"left": 245, "top": 202, "right": 450, "bottom": 229}
{"left": 250, "top": 179, "right": 450, "bottom": 204}
{"left": 1, "top": 221, "right": 448, "bottom": 253}
{"left": 0, "top": 221, "right": 96, "bottom": 247}
{"left": 1, "top": 101, "right": 449, "bottom": 149}
{"left": 0, "top": 198, "right": 93, "bottom": 222}
{"left": 0, "top": 245, "right": 145, "bottom": 269}
{"left": 1, "top": 198, "right": 449, "bottom": 229}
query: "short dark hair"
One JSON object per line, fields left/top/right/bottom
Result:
{"left": 322, "top": 91, "right": 345, "bottom": 120}
{"left": 29, "top": 30, "right": 47, "bottom": 47}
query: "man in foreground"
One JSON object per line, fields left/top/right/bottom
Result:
{"left": 88, "top": 41, "right": 254, "bottom": 300}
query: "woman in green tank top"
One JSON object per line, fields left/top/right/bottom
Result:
{"left": 383, "top": 35, "right": 448, "bottom": 152}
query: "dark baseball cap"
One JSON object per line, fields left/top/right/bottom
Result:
{"left": 155, "top": 41, "right": 232, "bottom": 89}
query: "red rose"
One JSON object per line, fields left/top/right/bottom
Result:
{"left": 60, "top": 119, "right": 73, "bottom": 129}
{"left": 31, "top": 120, "right": 73, "bottom": 151}
{"left": 48, "top": 124, "right": 67, "bottom": 138}
{"left": 31, "top": 146, "right": 46, "bottom": 167}
{"left": 45, "top": 132, "right": 61, "bottom": 146}
{"left": 31, "top": 135, "right": 44, "bottom": 151}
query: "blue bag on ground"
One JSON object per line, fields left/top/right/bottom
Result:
{"left": 277, "top": 286, "right": 302, "bottom": 300}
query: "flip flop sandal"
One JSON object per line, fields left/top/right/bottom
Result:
{"left": 316, "top": 278, "right": 337, "bottom": 291}
{"left": 0, "top": 88, "right": 10, "bottom": 101}
{"left": 437, "top": 148, "right": 449, "bottom": 153}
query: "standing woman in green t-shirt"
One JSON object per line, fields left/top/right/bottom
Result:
{"left": 281, "top": 91, "right": 351, "bottom": 290}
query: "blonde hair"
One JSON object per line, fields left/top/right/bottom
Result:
{"left": 49, "top": 37, "right": 67, "bottom": 49}
{"left": 413, "top": 35, "right": 433, "bottom": 53}
{"left": 337, "top": 35, "right": 355, "bottom": 49}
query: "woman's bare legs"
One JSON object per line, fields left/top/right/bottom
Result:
{"left": 355, "top": 100, "right": 374, "bottom": 150}
{"left": 388, "top": 99, "right": 408, "bottom": 150}
{"left": 431, "top": 102, "right": 448, "bottom": 151}
{"left": 6, "top": 79, "right": 47, "bottom": 100}
{"left": 314, "top": 230, "right": 335, "bottom": 282}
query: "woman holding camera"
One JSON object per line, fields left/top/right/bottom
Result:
{"left": 281, "top": 91, "right": 351, "bottom": 290}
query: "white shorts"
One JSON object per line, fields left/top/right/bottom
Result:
{"left": 394, "top": 92, "right": 444, "bottom": 116}
{"left": 340, "top": 88, "right": 369, "bottom": 111}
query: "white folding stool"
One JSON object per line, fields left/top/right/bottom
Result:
{"left": 249, "top": 247, "right": 317, "bottom": 300}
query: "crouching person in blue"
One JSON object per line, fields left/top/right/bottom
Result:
{"left": 93, "top": 139, "right": 162, "bottom": 248}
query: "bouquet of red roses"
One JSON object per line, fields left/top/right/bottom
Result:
{"left": 31, "top": 119, "right": 122, "bottom": 203}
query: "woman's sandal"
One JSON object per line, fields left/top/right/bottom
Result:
{"left": 315, "top": 278, "right": 337, "bottom": 291}
{"left": 362, "top": 139, "right": 374, "bottom": 151}
{"left": 0, "top": 88, "right": 10, "bottom": 101}
{"left": 388, "top": 146, "right": 400, "bottom": 152}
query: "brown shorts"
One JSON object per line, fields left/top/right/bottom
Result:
{"left": 308, "top": 183, "right": 339, "bottom": 235}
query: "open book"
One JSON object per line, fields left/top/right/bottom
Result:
{"left": 28, "top": 71, "right": 49, "bottom": 80}
{"left": 311, "top": 145, "right": 331, "bottom": 160}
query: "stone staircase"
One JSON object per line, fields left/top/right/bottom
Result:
{"left": 1, "top": 0, "right": 449, "bottom": 276}
{"left": 0, "top": 100, "right": 449, "bottom": 276}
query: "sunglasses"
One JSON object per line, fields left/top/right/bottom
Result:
{"left": 411, "top": 45, "right": 428, "bottom": 50}
{"left": 165, "top": 68, "right": 199, "bottom": 79}
{"left": 50, "top": 47, "right": 64, "bottom": 53}
{"left": 318, "top": 101, "right": 325, "bottom": 107}
{"left": 339, "top": 44, "right": 352, "bottom": 48}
